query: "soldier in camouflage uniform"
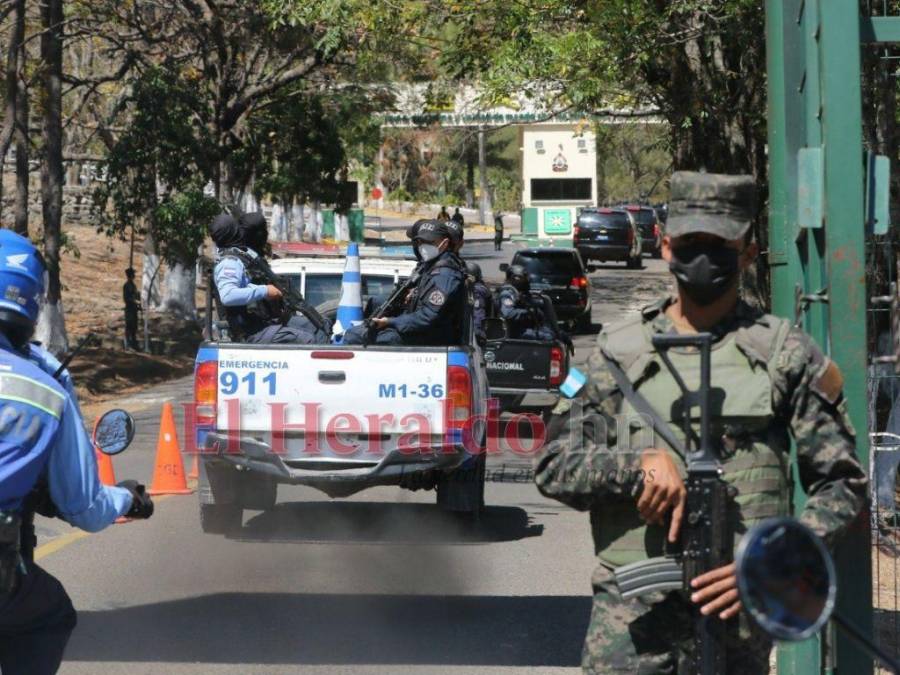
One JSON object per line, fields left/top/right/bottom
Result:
{"left": 534, "top": 171, "right": 868, "bottom": 674}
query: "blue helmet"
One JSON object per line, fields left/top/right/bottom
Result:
{"left": 0, "top": 229, "right": 45, "bottom": 330}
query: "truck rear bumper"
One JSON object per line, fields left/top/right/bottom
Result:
{"left": 489, "top": 387, "right": 559, "bottom": 408}
{"left": 202, "top": 432, "right": 471, "bottom": 497}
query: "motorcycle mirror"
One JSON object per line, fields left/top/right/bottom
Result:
{"left": 92, "top": 409, "right": 136, "bottom": 456}
{"left": 735, "top": 517, "right": 836, "bottom": 642}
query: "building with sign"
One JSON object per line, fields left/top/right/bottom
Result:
{"left": 519, "top": 123, "right": 597, "bottom": 245}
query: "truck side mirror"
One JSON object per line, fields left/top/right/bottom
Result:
{"left": 484, "top": 318, "right": 507, "bottom": 341}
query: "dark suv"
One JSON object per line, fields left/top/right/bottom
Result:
{"left": 500, "top": 248, "right": 593, "bottom": 332}
{"left": 622, "top": 205, "right": 662, "bottom": 258}
{"left": 574, "top": 208, "right": 642, "bottom": 269}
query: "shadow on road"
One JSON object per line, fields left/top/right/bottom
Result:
{"left": 229, "top": 501, "right": 544, "bottom": 545}
{"left": 66, "top": 593, "right": 589, "bottom": 667}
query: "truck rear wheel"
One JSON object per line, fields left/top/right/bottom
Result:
{"left": 199, "top": 503, "right": 242, "bottom": 535}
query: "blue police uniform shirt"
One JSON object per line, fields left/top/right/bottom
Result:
{"left": 214, "top": 249, "right": 268, "bottom": 307}
{"left": 0, "top": 333, "right": 131, "bottom": 531}
{"left": 388, "top": 252, "right": 466, "bottom": 342}
{"left": 498, "top": 286, "right": 535, "bottom": 324}
{"left": 472, "top": 281, "right": 492, "bottom": 334}
{"left": 498, "top": 285, "right": 554, "bottom": 340}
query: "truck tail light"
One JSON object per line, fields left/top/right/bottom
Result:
{"left": 445, "top": 365, "right": 472, "bottom": 430}
{"left": 549, "top": 346, "right": 563, "bottom": 386}
{"left": 195, "top": 360, "right": 218, "bottom": 425}
{"left": 569, "top": 276, "right": 588, "bottom": 290}
{"left": 653, "top": 223, "right": 660, "bottom": 238}
{"left": 573, "top": 225, "right": 580, "bottom": 238}
{"left": 627, "top": 227, "right": 635, "bottom": 245}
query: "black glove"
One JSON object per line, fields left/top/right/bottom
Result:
{"left": 117, "top": 480, "right": 154, "bottom": 519}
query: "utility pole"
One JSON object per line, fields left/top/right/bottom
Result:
{"left": 478, "top": 126, "right": 487, "bottom": 226}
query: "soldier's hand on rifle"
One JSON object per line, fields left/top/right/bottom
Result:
{"left": 637, "top": 449, "right": 686, "bottom": 543}
{"left": 370, "top": 317, "right": 389, "bottom": 330}
{"left": 689, "top": 562, "right": 741, "bottom": 620}
{"left": 266, "top": 284, "right": 282, "bottom": 299}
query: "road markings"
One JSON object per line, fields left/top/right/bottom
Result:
{"left": 34, "top": 493, "right": 177, "bottom": 560}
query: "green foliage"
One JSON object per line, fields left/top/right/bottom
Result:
{"left": 596, "top": 124, "right": 671, "bottom": 203}
{"left": 154, "top": 190, "right": 222, "bottom": 258}
{"left": 92, "top": 66, "right": 219, "bottom": 265}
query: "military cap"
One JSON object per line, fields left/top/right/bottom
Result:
{"left": 445, "top": 219, "right": 463, "bottom": 245}
{"left": 667, "top": 171, "right": 756, "bottom": 240}
{"left": 407, "top": 219, "right": 450, "bottom": 243}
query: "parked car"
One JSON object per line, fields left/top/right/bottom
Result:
{"left": 622, "top": 205, "right": 663, "bottom": 258}
{"left": 500, "top": 248, "right": 593, "bottom": 333}
{"left": 573, "top": 208, "right": 642, "bottom": 269}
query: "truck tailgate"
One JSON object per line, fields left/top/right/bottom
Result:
{"left": 484, "top": 340, "right": 554, "bottom": 389}
{"left": 214, "top": 347, "right": 449, "bottom": 434}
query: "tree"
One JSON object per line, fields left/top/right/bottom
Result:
{"left": 93, "top": 66, "right": 219, "bottom": 318}
{"left": 35, "top": 0, "right": 68, "bottom": 355}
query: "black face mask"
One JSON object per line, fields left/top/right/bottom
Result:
{"left": 668, "top": 244, "right": 740, "bottom": 306}
{"left": 510, "top": 276, "right": 529, "bottom": 293}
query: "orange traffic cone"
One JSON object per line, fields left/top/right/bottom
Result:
{"left": 188, "top": 453, "right": 199, "bottom": 481}
{"left": 94, "top": 449, "right": 130, "bottom": 523}
{"left": 149, "top": 402, "right": 193, "bottom": 495}
{"left": 96, "top": 449, "right": 117, "bottom": 486}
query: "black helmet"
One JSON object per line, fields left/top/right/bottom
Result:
{"left": 465, "top": 261, "right": 482, "bottom": 282}
{"left": 506, "top": 264, "right": 529, "bottom": 293}
{"left": 210, "top": 213, "right": 242, "bottom": 249}
{"left": 238, "top": 212, "right": 268, "bottom": 255}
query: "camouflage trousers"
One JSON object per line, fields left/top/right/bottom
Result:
{"left": 583, "top": 567, "right": 772, "bottom": 674}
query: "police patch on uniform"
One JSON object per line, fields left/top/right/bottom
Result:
{"left": 502, "top": 297, "right": 514, "bottom": 307}
{"left": 474, "top": 298, "right": 481, "bottom": 308}
{"left": 427, "top": 290, "right": 446, "bottom": 306}
{"left": 812, "top": 358, "right": 844, "bottom": 405}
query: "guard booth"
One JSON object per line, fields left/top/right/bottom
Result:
{"left": 519, "top": 122, "right": 597, "bottom": 245}
{"left": 765, "top": 2, "right": 900, "bottom": 673}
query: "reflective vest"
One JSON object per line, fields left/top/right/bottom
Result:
{"left": 0, "top": 348, "right": 66, "bottom": 511}
{"left": 592, "top": 306, "right": 793, "bottom": 569}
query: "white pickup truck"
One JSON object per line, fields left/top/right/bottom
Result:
{"left": 194, "top": 254, "right": 490, "bottom": 534}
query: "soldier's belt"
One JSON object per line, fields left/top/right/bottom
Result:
{"left": 613, "top": 556, "right": 683, "bottom": 600}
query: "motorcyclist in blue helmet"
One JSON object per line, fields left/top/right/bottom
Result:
{"left": 0, "top": 230, "right": 153, "bottom": 675}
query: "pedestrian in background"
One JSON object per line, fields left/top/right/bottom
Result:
{"left": 123, "top": 268, "right": 141, "bottom": 350}
{"left": 493, "top": 212, "right": 504, "bottom": 251}
{"left": 452, "top": 207, "right": 465, "bottom": 228}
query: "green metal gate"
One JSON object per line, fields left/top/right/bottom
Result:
{"left": 766, "top": 1, "right": 900, "bottom": 672}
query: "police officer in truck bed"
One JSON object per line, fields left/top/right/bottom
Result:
{"left": 368, "top": 220, "right": 467, "bottom": 346}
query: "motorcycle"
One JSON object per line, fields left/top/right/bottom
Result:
{"left": 735, "top": 517, "right": 900, "bottom": 673}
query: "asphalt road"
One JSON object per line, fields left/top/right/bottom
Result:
{"left": 37, "top": 246, "right": 671, "bottom": 675}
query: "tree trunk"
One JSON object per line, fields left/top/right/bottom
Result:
{"left": 0, "top": 0, "right": 26, "bottom": 224}
{"left": 310, "top": 200, "right": 321, "bottom": 242}
{"left": 477, "top": 127, "right": 490, "bottom": 225}
{"left": 38, "top": 0, "right": 67, "bottom": 356}
{"left": 13, "top": 62, "right": 28, "bottom": 235}
{"left": 161, "top": 242, "right": 197, "bottom": 318}
{"left": 465, "top": 141, "right": 475, "bottom": 208}
{"left": 295, "top": 201, "right": 305, "bottom": 241}
{"left": 141, "top": 229, "right": 163, "bottom": 310}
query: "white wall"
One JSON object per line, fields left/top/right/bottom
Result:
{"left": 521, "top": 123, "right": 597, "bottom": 207}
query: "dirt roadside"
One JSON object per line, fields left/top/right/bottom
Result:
{"left": 49, "top": 225, "right": 201, "bottom": 416}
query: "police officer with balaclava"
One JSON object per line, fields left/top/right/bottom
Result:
{"left": 497, "top": 264, "right": 555, "bottom": 340}
{"left": 0, "top": 230, "right": 153, "bottom": 675}
{"left": 211, "top": 212, "right": 326, "bottom": 344}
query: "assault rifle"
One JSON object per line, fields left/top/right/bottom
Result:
{"left": 241, "top": 253, "right": 329, "bottom": 335}
{"left": 606, "top": 332, "right": 731, "bottom": 675}
{"left": 361, "top": 269, "right": 422, "bottom": 343}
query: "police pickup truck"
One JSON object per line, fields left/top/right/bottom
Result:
{"left": 482, "top": 292, "right": 571, "bottom": 418}
{"left": 194, "top": 254, "right": 490, "bottom": 535}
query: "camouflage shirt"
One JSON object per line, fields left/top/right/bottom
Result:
{"left": 534, "top": 297, "right": 867, "bottom": 550}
